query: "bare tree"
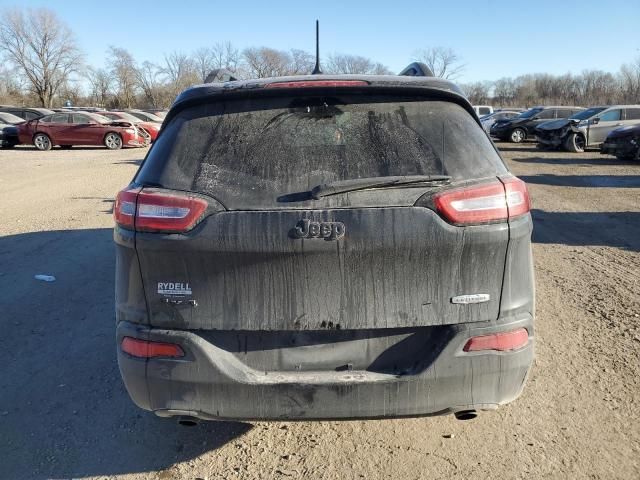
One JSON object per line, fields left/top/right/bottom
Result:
{"left": 84, "top": 67, "right": 112, "bottom": 107}
{"left": 461, "top": 81, "right": 493, "bottom": 105}
{"left": 619, "top": 57, "right": 640, "bottom": 104}
{"left": 242, "top": 47, "right": 293, "bottom": 78}
{"left": 0, "top": 7, "right": 83, "bottom": 107}
{"left": 211, "top": 42, "right": 240, "bottom": 74}
{"left": 107, "top": 46, "right": 138, "bottom": 108}
{"left": 136, "top": 61, "right": 164, "bottom": 107}
{"left": 58, "top": 79, "right": 83, "bottom": 106}
{"left": 289, "top": 49, "right": 315, "bottom": 75}
{"left": 0, "top": 65, "right": 26, "bottom": 105}
{"left": 193, "top": 43, "right": 241, "bottom": 82}
{"left": 326, "top": 53, "right": 390, "bottom": 75}
{"left": 193, "top": 47, "right": 215, "bottom": 83}
{"left": 161, "top": 51, "right": 198, "bottom": 100}
{"left": 413, "top": 47, "right": 464, "bottom": 79}
{"left": 162, "top": 51, "right": 197, "bottom": 84}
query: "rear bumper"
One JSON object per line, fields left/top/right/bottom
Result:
{"left": 117, "top": 315, "right": 534, "bottom": 420}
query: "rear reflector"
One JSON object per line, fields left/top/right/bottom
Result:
{"left": 433, "top": 176, "right": 530, "bottom": 225}
{"left": 114, "top": 188, "right": 208, "bottom": 232}
{"left": 121, "top": 337, "right": 185, "bottom": 358}
{"left": 266, "top": 80, "right": 369, "bottom": 89}
{"left": 463, "top": 328, "right": 529, "bottom": 352}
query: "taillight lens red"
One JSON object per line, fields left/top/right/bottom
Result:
{"left": 121, "top": 337, "right": 185, "bottom": 358}
{"left": 113, "top": 187, "right": 140, "bottom": 229}
{"left": 114, "top": 188, "right": 208, "bottom": 232}
{"left": 433, "top": 176, "right": 530, "bottom": 225}
{"left": 266, "top": 80, "right": 369, "bottom": 89}
{"left": 463, "top": 328, "right": 529, "bottom": 352}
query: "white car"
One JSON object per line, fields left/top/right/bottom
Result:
{"left": 473, "top": 105, "right": 494, "bottom": 117}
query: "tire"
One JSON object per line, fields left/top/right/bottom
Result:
{"left": 564, "top": 133, "right": 585, "bottom": 153}
{"left": 60, "top": 145, "right": 72, "bottom": 150}
{"left": 104, "top": 132, "right": 123, "bottom": 150}
{"left": 33, "top": 133, "right": 52, "bottom": 151}
{"left": 510, "top": 128, "right": 526, "bottom": 143}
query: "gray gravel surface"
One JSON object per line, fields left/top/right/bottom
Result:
{"left": 0, "top": 144, "right": 638, "bottom": 479}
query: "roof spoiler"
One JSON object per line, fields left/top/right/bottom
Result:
{"left": 398, "top": 62, "right": 433, "bottom": 77}
{"left": 204, "top": 68, "right": 238, "bottom": 83}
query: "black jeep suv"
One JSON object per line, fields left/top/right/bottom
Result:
{"left": 114, "top": 71, "right": 535, "bottom": 422}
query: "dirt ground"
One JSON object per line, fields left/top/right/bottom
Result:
{"left": 0, "top": 143, "right": 638, "bottom": 480}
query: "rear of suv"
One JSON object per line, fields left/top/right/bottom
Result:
{"left": 114, "top": 73, "right": 535, "bottom": 422}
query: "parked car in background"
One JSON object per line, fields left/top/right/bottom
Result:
{"left": 601, "top": 123, "right": 640, "bottom": 160}
{"left": 490, "top": 106, "right": 584, "bottom": 143}
{"left": 0, "top": 111, "right": 24, "bottom": 148}
{"left": 473, "top": 105, "right": 494, "bottom": 116}
{"left": 0, "top": 107, "right": 54, "bottom": 121}
{"left": 124, "top": 109, "right": 163, "bottom": 123}
{"left": 114, "top": 71, "right": 534, "bottom": 423}
{"left": 140, "top": 109, "right": 168, "bottom": 119}
{"left": 98, "top": 111, "right": 161, "bottom": 141}
{"left": 17, "top": 112, "right": 147, "bottom": 150}
{"left": 480, "top": 110, "right": 522, "bottom": 133}
{"left": 536, "top": 105, "right": 640, "bottom": 152}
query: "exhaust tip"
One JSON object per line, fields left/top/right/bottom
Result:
{"left": 177, "top": 415, "right": 200, "bottom": 426}
{"left": 454, "top": 410, "right": 477, "bottom": 421}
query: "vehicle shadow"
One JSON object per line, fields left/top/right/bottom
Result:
{"left": 495, "top": 144, "right": 538, "bottom": 152}
{"left": 0, "top": 228, "right": 252, "bottom": 479}
{"left": 531, "top": 209, "right": 640, "bottom": 252}
{"left": 520, "top": 174, "right": 640, "bottom": 188}
{"left": 114, "top": 159, "right": 144, "bottom": 166}
{"left": 14, "top": 145, "right": 149, "bottom": 152}
{"left": 512, "top": 156, "right": 637, "bottom": 166}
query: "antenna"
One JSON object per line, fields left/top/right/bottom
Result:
{"left": 311, "top": 20, "right": 322, "bottom": 74}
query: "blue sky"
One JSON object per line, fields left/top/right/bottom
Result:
{"left": 5, "top": 0, "right": 640, "bottom": 82}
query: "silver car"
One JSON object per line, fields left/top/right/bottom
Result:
{"left": 536, "top": 105, "right": 640, "bottom": 152}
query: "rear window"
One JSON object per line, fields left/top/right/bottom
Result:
{"left": 137, "top": 96, "right": 507, "bottom": 209}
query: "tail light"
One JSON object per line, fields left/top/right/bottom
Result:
{"left": 121, "top": 337, "right": 184, "bottom": 358}
{"left": 266, "top": 80, "right": 369, "bottom": 88}
{"left": 114, "top": 188, "right": 208, "bottom": 232}
{"left": 434, "top": 176, "right": 530, "bottom": 225}
{"left": 463, "top": 328, "right": 529, "bottom": 352}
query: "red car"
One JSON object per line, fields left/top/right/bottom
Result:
{"left": 98, "top": 111, "right": 161, "bottom": 142}
{"left": 17, "top": 112, "right": 147, "bottom": 150}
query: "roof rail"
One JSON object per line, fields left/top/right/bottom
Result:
{"left": 204, "top": 68, "right": 238, "bottom": 83}
{"left": 398, "top": 62, "right": 433, "bottom": 77}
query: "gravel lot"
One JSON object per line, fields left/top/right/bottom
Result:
{"left": 0, "top": 143, "right": 638, "bottom": 480}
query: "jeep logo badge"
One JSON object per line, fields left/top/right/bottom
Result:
{"left": 292, "top": 219, "right": 345, "bottom": 240}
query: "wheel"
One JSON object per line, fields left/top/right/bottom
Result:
{"left": 33, "top": 133, "right": 52, "bottom": 151}
{"left": 59, "top": 145, "right": 72, "bottom": 150}
{"left": 104, "top": 132, "right": 123, "bottom": 150}
{"left": 564, "top": 133, "right": 585, "bottom": 153}
{"left": 510, "top": 128, "right": 526, "bottom": 143}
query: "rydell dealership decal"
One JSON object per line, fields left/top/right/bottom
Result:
{"left": 157, "top": 282, "right": 192, "bottom": 296}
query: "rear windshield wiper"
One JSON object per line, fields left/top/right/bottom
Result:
{"left": 311, "top": 175, "right": 451, "bottom": 200}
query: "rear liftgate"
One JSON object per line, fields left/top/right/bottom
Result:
{"left": 115, "top": 176, "right": 531, "bottom": 418}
